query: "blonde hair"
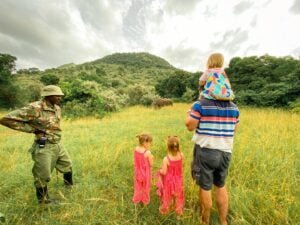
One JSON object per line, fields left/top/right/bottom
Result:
{"left": 136, "top": 133, "right": 152, "bottom": 145}
{"left": 207, "top": 53, "right": 224, "bottom": 69}
{"left": 167, "top": 136, "right": 180, "bottom": 155}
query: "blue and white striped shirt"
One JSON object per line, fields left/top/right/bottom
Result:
{"left": 190, "top": 99, "right": 239, "bottom": 152}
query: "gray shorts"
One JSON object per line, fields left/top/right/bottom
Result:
{"left": 191, "top": 145, "right": 231, "bottom": 190}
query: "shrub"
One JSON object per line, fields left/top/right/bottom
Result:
{"left": 289, "top": 98, "right": 300, "bottom": 113}
{"left": 181, "top": 88, "right": 197, "bottom": 102}
{"left": 40, "top": 74, "right": 60, "bottom": 85}
{"left": 155, "top": 71, "right": 187, "bottom": 98}
{"left": 60, "top": 80, "right": 130, "bottom": 117}
{"left": 140, "top": 93, "right": 160, "bottom": 106}
{"left": 98, "top": 89, "right": 129, "bottom": 112}
{"left": 127, "top": 84, "right": 157, "bottom": 106}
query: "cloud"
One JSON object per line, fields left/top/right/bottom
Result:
{"left": 209, "top": 29, "right": 249, "bottom": 55}
{"left": 291, "top": 46, "right": 300, "bottom": 58}
{"left": 164, "top": 0, "right": 201, "bottom": 15}
{"left": 161, "top": 45, "right": 204, "bottom": 71}
{"left": 243, "top": 44, "right": 260, "bottom": 56}
{"left": 0, "top": 0, "right": 298, "bottom": 72}
{"left": 202, "top": 4, "right": 218, "bottom": 18}
{"left": 122, "top": 0, "right": 150, "bottom": 47}
{"left": 0, "top": 1, "right": 56, "bottom": 49}
{"left": 250, "top": 15, "right": 258, "bottom": 27}
{"left": 70, "top": 0, "right": 125, "bottom": 38}
{"left": 0, "top": 1, "right": 74, "bottom": 68}
{"left": 289, "top": 0, "right": 300, "bottom": 14}
{"left": 0, "top": 0, "right": 122, "bottom": 69}
{"left": 233, "top": 1, "right": 253, "bottom": 15}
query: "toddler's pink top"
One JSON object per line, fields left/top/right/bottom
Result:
{"left": 132, "top": 149, "right": 151, "bottom": 204}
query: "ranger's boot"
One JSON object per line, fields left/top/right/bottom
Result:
{"left": 63, "top": 171, "right": 73, "bottom": 187}
{"left": 0, "top": 212, "right": 5, "bottom": 223}
{"left": 36, "top": 186, "right": 52, "bottom": 204}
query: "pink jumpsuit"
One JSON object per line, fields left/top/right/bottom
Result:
{"left": 132, "top": 149, "right": 151, "bottom": 205}
{"left": 156, "top": 155, "right": 184, "bottom": 215}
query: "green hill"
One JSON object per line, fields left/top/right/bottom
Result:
{"left": 92, "top": 52, "right": 174, "bottom": 69}
{"left": 47, "top": 52, "right": 181, "bottom": 87}
{"left": 13, "top": 52, "right": 184, "bottom": 90}
{"left": 9, "top": 52, "right": 197, "bottom": 117}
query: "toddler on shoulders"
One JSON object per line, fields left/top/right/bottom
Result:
{"left": 199, "top": 53, "right": 235, "bottom": 101}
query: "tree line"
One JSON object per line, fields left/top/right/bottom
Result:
{"left": 0, "top": 53, "right": 299, "bottom": 117}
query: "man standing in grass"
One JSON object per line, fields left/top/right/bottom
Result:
{"left": 185, "top": 98, "right": 239, "bottom": 225}
{"left": 0, "top": 85, "right": 73, "bottom": 204}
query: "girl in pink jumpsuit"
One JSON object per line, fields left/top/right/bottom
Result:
{"left": 156, "top": 136, "right": 184, "bottom": 215}
{"left": 132, "top": 133, "right": 154, "bottom": 205}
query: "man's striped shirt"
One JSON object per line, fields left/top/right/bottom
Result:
{"left": 190, "top": 98, "right": 239, "bottom": 152}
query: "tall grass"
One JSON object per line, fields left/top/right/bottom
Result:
{"left": 0, "top": 104, "right": 299, "bottom": 224}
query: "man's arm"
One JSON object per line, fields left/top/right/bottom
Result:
{"left": 0, "top": 105, "right": 39, "bottom": 133}
{"left": 185, "top": 110, "right": 200, "bottom": 131}
{"left": 0, "top": 117, "right": 13, "bottom": 127}
{"left": 0, "top": 116, "right": 36, "bottom": 133}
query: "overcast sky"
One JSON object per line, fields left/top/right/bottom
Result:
{"left": 1, "top": 0, "right": 300, "bottom": 72}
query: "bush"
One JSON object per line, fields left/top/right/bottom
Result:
{"left": 140, "top": 93, "right": 160, "bottom": 106}
{"left": 234, "top": 90, "right": 258, "bottom": 105}
{"left": 40, "top": 74, "right": 60, "bottom": 85}
{"left": 60, "top": 80, "right": 130, "bottom": 117}
{"left": 227, "top": 55, "right": 300, "bottom": 108}
{"left": 181, "top": 88, "right": 197, "bottom": 102}
{"left": 289, "top": 98, "right": 300, "bottom": 112}
{"left": 98, "top": 89, "right": 129, "bottom": 112}
{"left": 18, "top": 82, "right": 43, "bottom": 104}
{"left": 155, "top": 71, "right": 187, "bottom": 98}
{"left": 127, "top": 84, "right": 158, "bottom": 106}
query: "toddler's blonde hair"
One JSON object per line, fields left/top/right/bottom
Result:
{"left": 207, "top": 53, "right": 224, "bottom": 69}
{"left": 167, "top": 136, "right": 180, "bottom": 155}
{"left": 136, "top": 133, "right": 152, "bottom": 145}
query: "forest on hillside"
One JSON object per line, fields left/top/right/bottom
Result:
{"left": 0, "top": 52, "right": 299, "bottom": 117}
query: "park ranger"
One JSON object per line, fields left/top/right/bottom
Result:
{"left": 0, "top": 85, "right": 73, "bottom": 204}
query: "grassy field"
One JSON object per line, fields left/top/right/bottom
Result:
{"left": 0, "top": 104, "right": 299, "bottom": 225}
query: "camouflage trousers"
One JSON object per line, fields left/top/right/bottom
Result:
{"left": 29, "top": 142, "right": 72, "bottom": 188}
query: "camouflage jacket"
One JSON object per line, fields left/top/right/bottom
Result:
{"left": 0, "top": 100, "right": 62, "bottom": 143}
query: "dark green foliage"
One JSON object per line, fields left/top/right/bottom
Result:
{"left": 227, "top": 55, "right": 300, "bottom": 107}
{"left": 155, "top": 70, "right": 187, "bottom": 98}
{"left": 18, "top": 82, "right": 43, "bottom": 104}
{"left": 60, "top": 80, "right": 106, "bottom": 117}
{"left": 289, "top": 98, "right": 300, "bottom": 112}
{"left": 0, "top": 85, "right": 20, "bottom": 107}
{"left": 185, "top": 72, "right": 201, "bottom": 101}
{"left": 17, "top": 67, "right": 40, "bottom": 74}
{"left": 0, "top": 53, "right": 20, "bottom": 107}
{"left": 95, "top": 67, "right": 107, "bottom": 76}
{"left": 60, "top": 79, "right": 128, "bottom": 118}
{"left": 111, "top": 78, "right": 124, "bottom": 88}
{"left": 155, "top": 70, "right": 199, "bottom": 101}
{"left": 0, "top": 53, "right": 16, "bottom": 74}
{"left": 40, "top": 74, "right": 60, "bottom": 85}
{"left": 78, "top": 71, "right": 103, "bottom": 84}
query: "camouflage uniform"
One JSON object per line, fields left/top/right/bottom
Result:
{"left": 0, "top": 85, "right": 72, "bottom": 204}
